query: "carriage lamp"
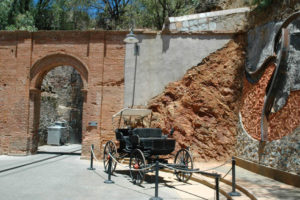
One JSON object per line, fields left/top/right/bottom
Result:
{"left": 124, "top": 28, "right": 139, "bottom": 107}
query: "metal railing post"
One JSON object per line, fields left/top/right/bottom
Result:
{"left": 104, "top": 156, "right": 114, "bottom": 184}
{"left": 215, "top": 175, "right": 220, "bottom": 200}
{"left": 228, "top": 157, "right": 241, "bottom": 196}
{"left": 87, "top": 144, "right": 95, "bottom": 170}
{"left": 150, "top": 160, "right": 163, "bottom": 200}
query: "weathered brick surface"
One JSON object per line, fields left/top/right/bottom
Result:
{"left": 0, "top": 31, "right": 126, "bottom": 158}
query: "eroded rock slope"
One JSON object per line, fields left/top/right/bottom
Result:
{"left": 148, "top": 36, "right": 245, "bottom": 161}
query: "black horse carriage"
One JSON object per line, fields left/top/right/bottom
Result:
{"left": 103, "top": 108, "right": 193, "bottom": 185}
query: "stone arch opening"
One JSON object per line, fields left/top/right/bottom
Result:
{"left": 29, "top": 53, "right": 89, "bottom": 153}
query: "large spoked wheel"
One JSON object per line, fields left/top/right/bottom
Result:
{"left": 103, "top": 140, "right": 117, "bottom": 174}
{"left": 129, "top": 149, "right": 146, "bottom": 185}
{"left": 174, "top": 148, "right": 193, "bottom": 182}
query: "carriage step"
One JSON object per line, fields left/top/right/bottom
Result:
{"left": 119, "top": 158, "right": 130, "bottom": 164}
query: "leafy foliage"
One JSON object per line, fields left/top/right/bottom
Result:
{"left": 0, "top": 0, "right": 204, "bottom": 31}
{"left": 0, "top": 0, "right": 37, "bottom": 31}
{"left": 6, "top": 11, "right": 37, "bottom": 31}
{"left": 134, "top": 0, "right": 197, "bottom": 30}
{"left": 0, "top": 0, "right": 11, "bottom": 30}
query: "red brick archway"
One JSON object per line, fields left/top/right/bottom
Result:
{"left": 28, "top": 53, "right": 89, "bottom": 153}
{"left": 0, "top": 31, "right": 126, "bottom": 157}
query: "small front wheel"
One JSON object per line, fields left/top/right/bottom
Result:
{"left": 174, "top": 148, "right": 193, "bottom": 182}
{"left": 103, "top": 140, "right": 117, "bottom": 173}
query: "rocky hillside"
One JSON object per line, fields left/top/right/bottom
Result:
{"left": 39, "top": 66, "right": 83, "bottom": 145}
{"left": 148, "top": 36, "right": 245, "bottom": 161}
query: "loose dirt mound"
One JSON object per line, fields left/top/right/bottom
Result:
{"left": 148, "top": 36, "right": 245, "bottom": 161}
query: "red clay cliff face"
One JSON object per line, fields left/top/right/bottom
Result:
{"left": 148, "top": 37, "right": 245, "bottom": 161}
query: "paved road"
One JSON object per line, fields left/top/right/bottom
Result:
{"left": 0, "top": 145, "right": 218, "bottom": 200}
{"left": 3, "top": 145, "right": 298, "bottom": 200}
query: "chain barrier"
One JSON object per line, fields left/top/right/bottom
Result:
{"left": 88, "top": 145, "right": 239, "bottom": 200}
{"left": 92, "top": 146, "right": 233, "bottom": 180}
{"left": 108, "top": 152, "right": 156, "bottom": 171}
{"left": 187, "top": 146, "right": 231, "bottom": 172}
{"left": 222, "top": 167, "right": 232, "bottom": 179}
{"left": 201, "top": 159, "right": 231, "bottom": 172}
{"left": 100, "top": 148, "right": 232, "bottom": 175}
{"left": 91, "top": 146, "right": 100, "bottom": 162}
{"left": 158, "top": 162, "right": 200, "bottom": 173}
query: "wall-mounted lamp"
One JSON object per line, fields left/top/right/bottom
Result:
{"left": 124, "top": 29, "right": 139, "bottom": 55}
{"left": 124, "top": 29, "right": 139, "bottom": 44}
{"left": 124, "top": 29, "right": 139, "bottom": 107}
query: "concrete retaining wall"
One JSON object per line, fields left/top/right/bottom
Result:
{"left": 124, "top": 33, "right": 232, "bottom": 107}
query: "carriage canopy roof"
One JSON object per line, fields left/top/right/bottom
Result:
{"left": 112, "top": 108, "right": 152, "bottom": 118}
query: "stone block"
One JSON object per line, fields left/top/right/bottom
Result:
{"left": 188, "top": 20, "right": 198, "bottom": 27}
{"left": 175, "top": 22, "right": 182, "bottom": 30}
{"left": 180, "top": 27, "right": 189, "bottom": 32}
{"left": 182, "top": 20, "right": 189, "bottom": 28}
{"left": 198, "top": 23, "right": 209, "bottom": 31}
{"left": 198, "top": 18, "right": 207, "bottom": 24}
{"left": 208, "top": 22, "right": 217, "bottom": 31}
{"left": 190, "top": 26, "right": 199, "bottom": 32}
{"left": 169, "top": 23, "right": 176, "bottom": 30}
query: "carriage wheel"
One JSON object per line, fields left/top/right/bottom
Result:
{"left": 103, "top": 140, "right": 117, "bottom": 173}
{"left": 129, "top": 149, "right": 146, "bottom": 185}
{"left": 174, "top": 148, "right": 193, "bottom": 182}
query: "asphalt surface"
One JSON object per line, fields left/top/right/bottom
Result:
{"left": 1, "top": 145, "right": 298, "bottom": 200}
{"left": 0, "top": 145, "right": 217, "bottom": 200}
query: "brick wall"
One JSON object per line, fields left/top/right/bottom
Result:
{"left": 0, "top": 31, "right": 126, "bottom": 158}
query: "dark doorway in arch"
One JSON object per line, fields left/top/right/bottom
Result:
{"left": 38, "top": 66, "right": 83, "bottom": 147}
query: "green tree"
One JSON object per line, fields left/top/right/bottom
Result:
{"left": 7, "top": 0, "right": 32, "bottom": 24}
{"left": 3, "top": 0, "right": 37, "bottom": 31}
{"left": 34, "top": 0, "right": 54, "bottom": 30}
{"left": 135, "top": 0, "right": 197, "bottom": 30}
{"left": 88, "top": 0, "right": 130, "bottom": 29}
{"left": 68, "top": 0, "right": 95, "bottom": 30}
{"left": 0, "top": 0, "right": 12, "bottom": 30}
{"left": 6, "top": 11, "right": 37, "bottom": 31}
{"left": 0, "top": 0, "right": 203, "bottom": 31}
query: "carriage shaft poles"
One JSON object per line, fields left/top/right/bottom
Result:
{"left": 150, "top": 160, "right": 163, "bottom": 200}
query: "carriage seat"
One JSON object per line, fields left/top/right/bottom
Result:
{"left": 115, "top": 128, "right": 131, "bottom": 140}
{"left": 115, "top": 128, "right": 134, "bottom": 150}
{"left": 132, "top": 128, "right": 162, "bottom": 138}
